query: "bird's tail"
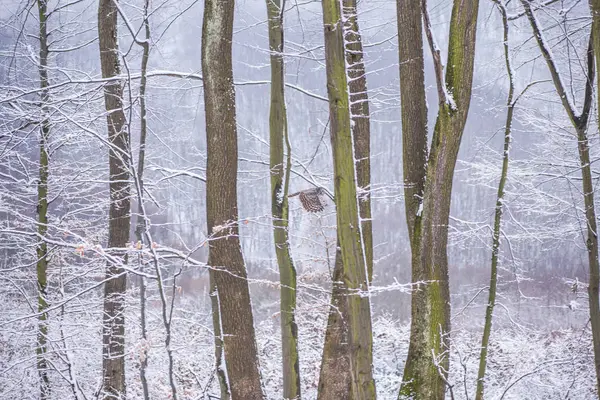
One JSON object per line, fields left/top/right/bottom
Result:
{"left": 288, "top": 192, "right": 300, "bottom": 198}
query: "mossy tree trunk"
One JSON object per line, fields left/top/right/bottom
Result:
{"left": 343, "top": 0, "right": 373, "bottom": 281}
{"left": 201, "top": 0, "right": 265, "bottom": 398}
{"left": 98, "top": 0, "right": 131, "bottom": 397}
{"left": 266, "top": 0, "right": 301, "bottom": 398}
{"left": 398, "top": 1, "right": 480, "bottom": 399}
{"left": 36, "top": 1, "right": 50, "bottom": 397}
{"left": 319, "top": 0, "right": 376, "bottom": 398}
{"left": 475, "top": 3, "right": 513, "bottom": 398}
{"left": 317, "top": 2, "right": 372, "bottom": 399}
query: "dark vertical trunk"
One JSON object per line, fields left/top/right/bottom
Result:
{"left": 319, "top": 0, "right": 376, "bottom": 398}
{"left": 396, "top": 0, "right": 428, "bottom": 241}
{"left": 36, "top": 1, "right": 50, "bottom": 398}
{"left": 588, "top": 0, "right": 600, "bottom": 392}
{"left": 98, "top": 0, "right": 130, "bottom": 397}
{"left": 399, "top": 1, "right": 480, "bottom": 398}
{"left": 201, "top": 1, "right": 265, "bottom": 398}
{"left": 266, "top": 0, "right": 301, "bottom": 398}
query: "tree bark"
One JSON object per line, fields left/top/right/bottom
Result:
{"left": 98, "top": 0, "right": 130, "bottom": 397}
{"left": 317, "top": 247, "right": 352, "bottom": 400}
{"left": 396, "top": 0, "right": 428, "bottom": 247}
{"left": 587, "top": 0, "right": 600, "bottom": 393}
{"left": 36, "top": 1, "right": 50, "bottom": 398}
{"left": 320, "top": 0, "right": 376, "bottom": 398}
{"left": 399, "top": 1, "right": 480, "bottom": 399}
{"left": 523, "top": 0, "right": 600, "bottom": 393}
{"left": 133, "top": 1, "right": 151, "bottom": 398}
{"left": 475, "top": 3, "right": 513, "bottom": 398}
{"left": 201, "top": 1, "right": 265, "bottom": 398}
{"left": 317, "top": 2, "right": 372, "bottom": 399}
{"left": 266, "top": 1, "right": 301, "bottom": 398}
{"left": 343, "top": 0, "right": 373, "bottom": 281}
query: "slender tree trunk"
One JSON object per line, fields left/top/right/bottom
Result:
{"left": 266, "top": 1, "right": 301, "bottom": 398}
{"left": 317, "top": 2, "right": 371, "bottom": 398}
{"left": 523, "top": 1, "right": 600, "bottom": 393}
{"left": 201, "top": 1, "right": 265, "bottom": 398}
{"left": 98, "top": 0, "right": 130, "bottom": 397}
{"left": 320, "top": 0, "right": 376, "bottom": 398}
{"left": 209, "top": 273, "right": 230, "bottom": 400}
{"left": 134, "top": 1, "right": 151, "bottom": 398}
{"left": 475, "top": 3, "right": 513, "bottom": 398}
{"left": 399, "top": 1, "right": 480, "bottom": 398}
{"left": 588, "top": 1, "right": 600, "bottom": 393}
{"left": 36, "top": 1, "right": 50, "bottom": 397}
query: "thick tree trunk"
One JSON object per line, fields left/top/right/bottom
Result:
{"left": 317, "top": 2, "right": 371, "bottom": 399}
{"left": 320, "top": 0, "right": 376, "bottom": 398}
{"left": 475, "top": 4, "right": 513, "bottom": 398}
{"left": 36, "top": 1, "right": 50, "bottom": 398}
{"left": 201, "top": 1, "right": 265, "bottom": 399}
{"left": 317, "top": 248, "right": 352, "bottom": 400}
{"left": 265, "top": 1, "right": 301, "bottom": 399}
{"left": 98, "top": 0, "right": 130, "bottom": 397}
{"left": 396, "top": 0, "right": 428, "bottom": 241}
{"left": 588, "top": 1, "right": 600, "bottom": 393}
{"left": 399, "top": 1, "right": 480, "bottom": 399}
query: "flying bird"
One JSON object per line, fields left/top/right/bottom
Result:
{"left": 288, "top": 187, "right": 327, "bottom": 213}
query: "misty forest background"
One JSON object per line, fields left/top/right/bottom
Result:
{"left": 1, "top": 0, "right": 599, "bottom": 399}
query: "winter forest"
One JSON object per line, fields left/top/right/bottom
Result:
{"left": 3, "top": 0, "right": 600, "bottom": 399}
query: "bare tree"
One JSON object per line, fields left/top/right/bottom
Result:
{"left": 317, "top": 1, "right": 372, "bottom": 398}
{"left": 266, "top": 0, "right": 301, "bottom": 398}
{"left": 319, "top": 0, "right": 376, "bottom": 398}
{"left": 588, "top": 0, "right": 600, "bottom": 392}
{"left": 202, "top": 0, "right": 265, "bottom": 398}
{"left": 398, "top": 0, "right": 480, "bottom": 398}
{"left": 98, "top": 0, "right": 130, "bottom": 396}
{"left": 475, "top": 2, "right": 520, "bottom": 397}
{"left": 35, "top": 0, "right": 50, "bottom": 397}
{"left": 520, "top": 0, "right": 600, "bottom": 393}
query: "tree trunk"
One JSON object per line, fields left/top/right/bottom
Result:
{"left": 265, "top": 1, "right": 301, "bottom": 398}
{"left": 133, "top": 1, "right": 151, "bottom": 398}
{"left": 588, "top": 1, "right": 600, "bottom": 393}
{"left": 201, "top": 1, "right": 265, "bottom": 398}
{"left": 399, "top": 1, "right": 480, "bottom": 399}
{"left": 343, "top": 0, "right": 373, "bottom": 281}
{"left": 98, "top": 0, "right": 130, "bottom": 397}
{"left": 320, "top": 0, "right": 376, "bottom": 398}
{"left": 396, "top": 0, "right": 428, "bottom": 241}
{"left": 475, "top": 3, "right": 513, "bottom": 398}
{"left": 523, "top": 0, "right": 600, "bottom": 393}
{"left": 36, "top": 1, "right": 50, "bottom": 397}
{"left": 317, "top": 247, "right": 352, "bottom": 400}
{"left": 317, "top": 2, "right": 372, "bottom": 399}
